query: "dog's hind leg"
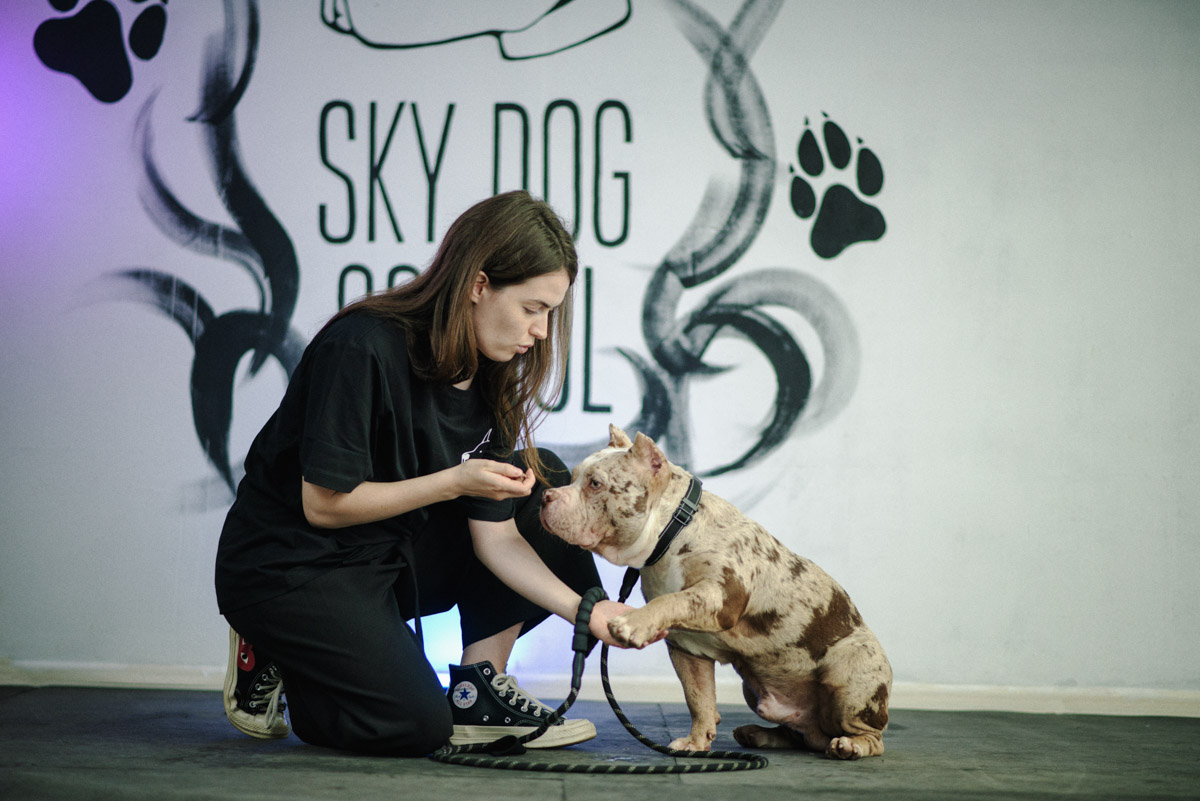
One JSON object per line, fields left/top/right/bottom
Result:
{"left": 732, "top": 723, "right": 807, "bottom": 749}
{"left": 824, "top": 685, "right": 888, "bottom": 759}
{"left": 734, "top": 680, "right": 805, "bottom": 749}
{"left": 818, "top": 635, "right": 892, "bottom": 759}
{"left": 827, "top": 730, "right": 884, "bottom": 759}
{"left": 733, "top": 682, "right": 832, "bottom": 753}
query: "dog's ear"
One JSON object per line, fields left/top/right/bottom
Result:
{"left": 608, "top": 425, "right": 633, "bottom": 449}
{"left": 631, "top": 432, "right": 666, "bottom": 476}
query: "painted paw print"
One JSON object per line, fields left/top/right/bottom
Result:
{"left": 34, "top": 0, "right": 168, "bottom": 104}
{"left": 789, "top": 114, "right": 886, "bottom": 259}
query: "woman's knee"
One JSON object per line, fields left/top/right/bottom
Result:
{"left": 342, "top": 719, "right": 452, "bottom": 757}
{"left": 294, "top": 692, "right": 452, "bottom": 756}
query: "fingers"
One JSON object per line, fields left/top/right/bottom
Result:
{"left": 588, "top": 601, "right": 668, "bottom": 649}
{"left": 460, "top": 459, "right": 534, "bottom": 499}
{"left": 587, "top": 600, "right": 623, "bottom": 648}
{"left": 518, "top": 468, "right": 536, "bottom": 492}
{"left": 497, "top": 466, "right": 534, "bottom": 498}
{"left": 472, "top": 458, "right": 526, "bottom": 480}
{"left": 595, "top": 623, "right": 629, "bottom": 649}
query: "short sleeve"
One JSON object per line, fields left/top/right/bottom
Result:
{"left": 298, "top": 336, "right": 383, "bottom": 493}
{"left": 463, "top": 500, "right": 516, "bottom": 522}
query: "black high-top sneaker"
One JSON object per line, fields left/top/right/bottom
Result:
{"left": 447, "top": 661, "right": 596, "bottom": 749}
{"left": 223, "top": 628, "right": 289, "bottom": 739}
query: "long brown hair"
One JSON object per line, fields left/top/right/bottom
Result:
{"left": 325, "top": 190, "right": 577, "bottom": 483}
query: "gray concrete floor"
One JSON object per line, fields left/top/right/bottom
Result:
{"left": 2, "top": 685, "right": 1198, "bottom": 800}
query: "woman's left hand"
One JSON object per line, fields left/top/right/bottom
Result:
{"left": 454, "top": 459, "right": 536, "bottom": 500}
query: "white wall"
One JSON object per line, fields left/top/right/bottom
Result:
{"left": 2, "top": 0, "right": 1198, "bottom": 698}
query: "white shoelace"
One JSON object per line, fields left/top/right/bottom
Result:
{"left": 490, "top": 673, "right": 553, "bottom": 718}
{"left": 249, "top": 664, "right": 285, "bottom": 730}
{"left": 260, "top": 681, "right": 284, "bottom": 731}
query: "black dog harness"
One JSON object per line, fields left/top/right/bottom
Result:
{"left": 619, "top": 476, "right": 703, "bottom": 600}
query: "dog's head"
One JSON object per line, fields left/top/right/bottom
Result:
{"left": 540, "top": 425, "right": 676, "bottom": 566}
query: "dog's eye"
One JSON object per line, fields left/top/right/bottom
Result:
{"left": 588, "top": 478, "right": 603, "bottom": 492}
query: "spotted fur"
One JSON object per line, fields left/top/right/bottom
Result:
{"left": 540, "top": 425, "right": 892, "bottom": 759}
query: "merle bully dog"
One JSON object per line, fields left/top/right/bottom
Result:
{"left": 540, "top": 426, "right": 892, "bottom": 759}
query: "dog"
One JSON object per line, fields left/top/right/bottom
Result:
{"left": 540, "top": 426, "right": 892, "bottom": 759}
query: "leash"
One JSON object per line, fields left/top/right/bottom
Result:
{"left": 594, "top": 565, "right": 768, "bottom": 772}
{"left": 429, "top": 585, "right": 766, "bottom": 772}
{"left": 429, "top": 477, "right": 767, "bottom": 773}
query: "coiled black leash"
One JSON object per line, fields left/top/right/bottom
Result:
{"left": 428, "top": 578, "right": 768, "bottom": 773}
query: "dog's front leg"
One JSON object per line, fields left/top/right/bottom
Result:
{"left": 667, "top": 645, "right": 720, "bottom": 751}
{"left": 610, "top": 577, "right": 747, "bottom": 647}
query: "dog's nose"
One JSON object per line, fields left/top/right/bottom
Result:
{"left": 541, "top": 489, "right": 555, "bottom": 506}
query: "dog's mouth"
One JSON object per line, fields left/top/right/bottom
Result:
{"left": 537, "top": 505, "right": 560, "bottom": 535}
{"left": 538, "top": 504, "right": 572, "bottom": 539}
{"left": 539, "top": 505, "right": 602, "bottom": 550}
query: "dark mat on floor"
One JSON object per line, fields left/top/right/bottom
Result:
{"left": 2, "top": 686, "right": 1198, "bottom": 800}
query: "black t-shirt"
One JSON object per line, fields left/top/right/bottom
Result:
{"left": 214, "top": 311, "right": 515, "bottom": 613}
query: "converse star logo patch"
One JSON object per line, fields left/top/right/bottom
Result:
{"left": 451, "top": 681, "right": 478, "bottom": 709}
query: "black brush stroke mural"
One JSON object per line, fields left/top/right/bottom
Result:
{"left": 187, "top": 0, "right": 259, "bottom": 126}
{"left": 551, "top": 0, "right": 865, "bottom": 476}
{"left": 95, "top": 0, "right": 304, "bottom": 493}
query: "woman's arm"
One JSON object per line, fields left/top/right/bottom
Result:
{"left": 302, "top": 459, "right": 536, "bottom": 529}
{"left": 468, "top": 518, "right": 663, "bottom": 649}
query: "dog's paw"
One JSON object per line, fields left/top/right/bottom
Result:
{"left": 825, "top": 735, "right": 865, "bottom": 760}
{"left": 608, "top": 611, "right": 660, "bottom": 649}
{"left": 669, "top": 732, "right": 714, "bottom": 752}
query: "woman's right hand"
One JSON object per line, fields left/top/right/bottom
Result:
{"left": 588, "top": 600, "right": 667, "bottom": 649}
{"left": 453, "top": 459, "right": 536, "bottom": 500}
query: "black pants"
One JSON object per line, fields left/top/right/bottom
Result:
{"left": 224, "top": 450, "right": 600, "bottom": 756}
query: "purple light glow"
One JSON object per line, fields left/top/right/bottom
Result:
{"left": 0, "top": 12, "right": 88, "bottom": 224}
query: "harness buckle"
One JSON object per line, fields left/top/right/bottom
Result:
{"left": 672, "top": 481, "right": 701, "bottom": 526}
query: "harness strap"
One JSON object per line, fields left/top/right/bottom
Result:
{"left": 643, "top": 477, "right": 703, "bottom": 568}
{"left": 618, "top": 475, "right": 704, "bottom": 603}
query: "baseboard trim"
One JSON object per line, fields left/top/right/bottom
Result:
{"left": 4, "top": 660, "right": 1197, "bottom": 718}
{"left": 520, "top": 675, "right": 1200, "bottom": 718}
{"left": 1, "top": 660, "right": 227, "bottom": 691}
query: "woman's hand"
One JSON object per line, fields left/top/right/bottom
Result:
{"left": 466, "top": 519, "right": 669, "bottom": 649}
{"left": 454, "top": 459, "right": 535, "bottom": 500}
{"left": 587, "top": 600, "right": 668, "bottom": 649}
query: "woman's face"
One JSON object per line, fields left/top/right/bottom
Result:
{"left": 470, "top": 269, "right": 571, "bottom": 362}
